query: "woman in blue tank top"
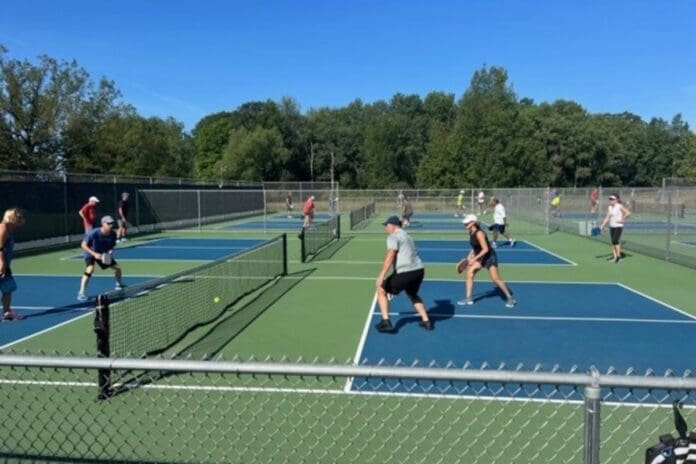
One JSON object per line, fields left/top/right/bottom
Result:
{"left": 0, "top": 208, "right": 26, "bottom": 321}
{"left": 459, "top": 214, "right": 516, "bottom": 308}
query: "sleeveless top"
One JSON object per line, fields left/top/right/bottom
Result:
{"left": 608, "top": 203, "right": 624, "bottom": 228}
{"left": 469, "top": 227, "right": 491, "bottom": 260}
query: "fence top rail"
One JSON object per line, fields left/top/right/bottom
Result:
{"left": 1, "top": 355, "right": 695, "bottom": 390}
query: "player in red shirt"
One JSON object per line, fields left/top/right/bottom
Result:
{"left": 589, "top": 187, "right": 599, "bottom": 213}
{"left": 302, "top": 195, "right": 315, "bottom": 229}
{"left": 78, "top": 196, "right": 100, "bottom": 233}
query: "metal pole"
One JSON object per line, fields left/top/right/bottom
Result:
{"left": 665, "top": 187, "right": 673, "bottom": 261}
{"left": 583, "top": 384, "right": 601, "bottom": 464}
{"left": 197, "top": 189, "right": 202, "bottom": 231}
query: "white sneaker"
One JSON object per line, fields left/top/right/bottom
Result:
{"left": 506, "top": 298, "right": 516, "bottom": 308}
{"left": 491, "top": 241, "right": 497, "bottom": 249}
{"left": 457, "top": 297, "right": 474, "bottom": 306}
{"left": 121, "top": 237, "right": 128, "bottom": 242}
{"left": 509, "top": 239, "right": 516, "bottom": 247}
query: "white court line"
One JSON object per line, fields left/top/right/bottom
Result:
{"left": 130, "top": 245, "right": 251, "bottom": 250}
{"left": 615, "top": 283, "right": 696, "bottom": 322}
{"left": 518, "top": 239, "right": 577, "bottom": 266}
{"left": 12, "top": 306, "right": 60, "bottom": 311}
{"left": 379, "top": 312, "right": 696, "bottom": 325}
{"left": 345, "top": 292, "right": 378, "bottom": 393}
{"left": 290, "top": 260, "right": 574, "bottom": 266}
{"left": 418, "top": 247, "right": 544, "bottom": 253}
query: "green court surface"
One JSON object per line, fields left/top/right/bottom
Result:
{"left": 2, "top": 213, "right": 695, "bottom": 463}
{"left": 7, "top": 215, "right": 696, "bottom": 357}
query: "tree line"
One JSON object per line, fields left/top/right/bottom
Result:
{"left": 2, "top": 45, "right": 695, "bottom": 188}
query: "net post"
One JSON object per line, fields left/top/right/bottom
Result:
{"left": 282, "top": 233, "right": 288, "bottom": 276}
{"left": 94, "top": 293, "right": 111, "bottom": 399}
{"left": 197, "top": 189, "right": 202, "bottom": 231}
{"left": 300, "top": 229, "right": 306, "bottom": 263}
{"left": 337, "top": 214, "right": 341, "bottom": 239}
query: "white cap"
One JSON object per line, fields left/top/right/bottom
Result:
{"left": 460, "top": 190, "right": 465, "bottom": 194}
{"left": 101, "top": 215, "right": 115, "bottom": 224}
{"left": 89, "top": 196, "right": 100, "bottom": 203}
{"left": 462, "top": 214, "right": 478, "bottom": 225}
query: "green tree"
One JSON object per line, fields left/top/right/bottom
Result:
{"left": 221, "top": 126, "right": 290, "bottom": 181}
{"left": 0, "top": 45, "right": 120, "bottom": 170}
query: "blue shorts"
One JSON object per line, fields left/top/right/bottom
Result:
{"left": 0, "top": 274, "right": 17, "bottom": 294}
{"left": 489, "top": 224, "right": 506, "bottom": 234}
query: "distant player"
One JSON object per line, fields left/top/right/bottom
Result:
{"left": 0, "top": 208, "right": 25, "bottom": 321}
{"left": 456, "top": 190, "right": 466, "bottom": 217}
{"left": 599, "top": 194, "right": 632, "bottom": 263}
{"left": 458, "top": 214, "right": 515, "bottom": 308}
{"left": 77, "top": 216, "right": 125, "bottom": 302}
{"left": 78, "top": 196, "right": 100, "bottom": 234}
{"left": 477, "top": 191, "right": 486, "bottom": 214}
{"left": 589, "top": 187, "right": 599, "bottom": 214}
{"left": 285, "top": 192, "right": 294, "bottom": 218}
{"left": 400, "top": 195, "right": 413, "bottom": 228}
{"left": 302, "top": 195, "right": 315, "bottom": 229}
{"left": 489, "top": 197, "right": 515, "bottom": 248}
{"left": 550, "top": 190, "right": 561, "bottom": 217}
{"left": 375, "top": 216, "right": 432, "bottom": 332}
{"left": 117, "top": 192, "right": 130, "bottom": 243}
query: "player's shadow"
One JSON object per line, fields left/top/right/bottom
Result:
{"left": 472, "top": 287, "right": 509, "bottom": 304}
{"left": 389, "top": 299, "right": 455, "bottom": 333}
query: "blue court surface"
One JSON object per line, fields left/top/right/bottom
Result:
{"left": 416, "top": 239, "right": 572, "bottom": 265}
{"left": 352, "top": 280, "right": 696, "bottom": 402}
{"left": 0, "top": 275, "right": 150, "bottom": 348}
{"left": 70, "top": 238, "right": 265, "bottom": 261}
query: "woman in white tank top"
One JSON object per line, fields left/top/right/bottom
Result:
{"left": 600, "top": 194, "right": 632, "bottom": 263}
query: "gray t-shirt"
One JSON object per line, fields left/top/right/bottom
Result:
{"left": 387, "top": 228, "right": 424, "bottom": 273}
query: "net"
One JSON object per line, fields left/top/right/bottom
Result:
{"left": 349, "top": 201, "right": 376, "bottom": 229}
{"left": 94, "top": 234, "right": 288, "bottom": 394}
{"left": 300, "top": 215, "right": 341, "bottom": 262}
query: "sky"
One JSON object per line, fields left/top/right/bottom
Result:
{"left": 2, "top": 0, "right": 695, "bottom": 131}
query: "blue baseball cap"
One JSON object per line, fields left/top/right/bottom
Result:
{"left": 382, "top": 216, "right": 402, "bottom": 227}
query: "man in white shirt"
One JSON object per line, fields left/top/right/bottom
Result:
{"left": 489, "top": 197, "right": 515, "bottom": 248}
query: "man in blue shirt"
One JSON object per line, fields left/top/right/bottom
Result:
{"left": 78, "top": 216, "right": 125, "bottom": 302}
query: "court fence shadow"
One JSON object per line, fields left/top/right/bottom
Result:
{"left": 108, "top": 268, "right": 316, "bottom": 397}
{"left": 307, "top": 236, "right": 353, "bottom": 262}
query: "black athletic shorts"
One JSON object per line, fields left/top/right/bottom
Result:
{"left": 480, "top": 250, "right": 499, "bottom": 269}
{"left": 84, "top": 256, "right": 118, "bottom": 269}
{"left": 609, "top": 227, "right": 623, "bottom": 245}
{"left": 382, "top": 268, "right": 425, "bottom": 302}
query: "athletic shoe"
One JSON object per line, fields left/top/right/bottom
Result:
{"left": 115, "top": 283, "right": 126, "bottom": 291}
{"left": 607, "top": 256, "right": 616, "bottom": 261}
{"left": 505, "top": 298, "right": 517, "bottom": 308}
{"left": 613, "top": 257, "right": 621, "bottom": 264}
{"left": 77, "top": 293, "right": 88, "bottom": 302}
{"left": 121, "top": 237, "right": 128, "bottom": 242}
{"left": 115, "top": 239, "right": 121, "bottom": 244}
{"left": 457, "top": 297, "right": 474, "bottom": 306}
{"left": 509, "top": 239, "right": 516, "bottom": 247}
{"left": 375, "top": 319, "right": 393, "bottom": 332}
{"left": 491, "top": 241, "right": 497, "bottom": 249}
{"left": 386, "top": 293, "right": 395, "bottom": 301}
{"left": 419, "top": 320, "right": 433, "bottom": 331}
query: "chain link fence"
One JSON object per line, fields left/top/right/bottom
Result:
{"left": 0, "top": 170, "right": 262, "bottom": 251}
{"left": 0, "top": 354, "right": 694, "bottom": 463}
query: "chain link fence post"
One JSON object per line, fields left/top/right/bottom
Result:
{"left": 583, "top": 368, "right": 601, "bottom": 464}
